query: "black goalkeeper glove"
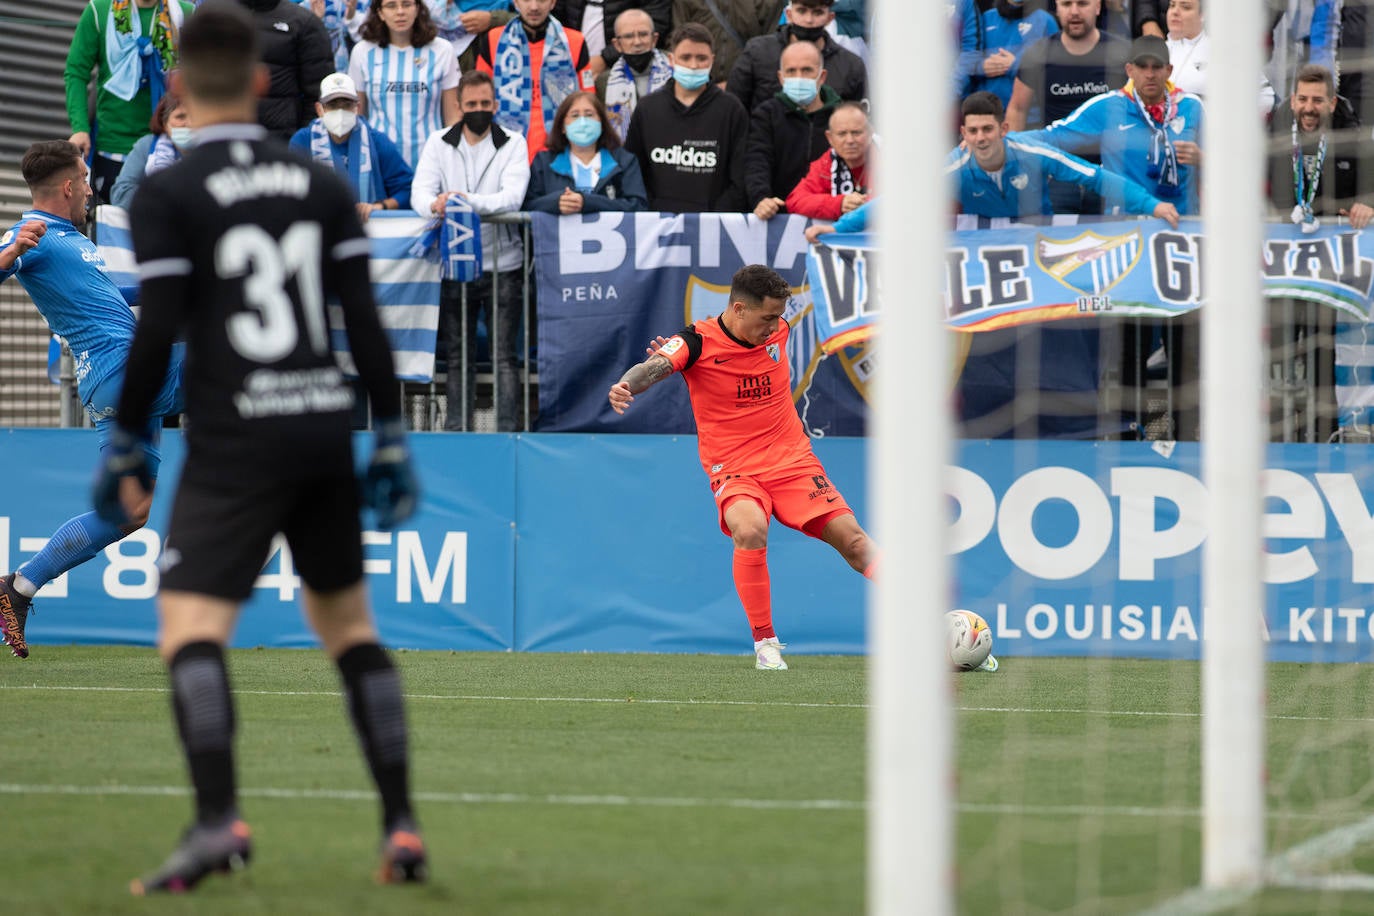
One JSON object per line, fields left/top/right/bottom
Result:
{"left": 361, "top": 416, "right": 420, "bottom": 530}
{"left": 92, "top": 426, "right": 152, "bottom": 525}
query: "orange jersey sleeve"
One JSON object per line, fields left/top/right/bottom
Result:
{"left": 669, "top": 316, "right": 815, "bottom": 480}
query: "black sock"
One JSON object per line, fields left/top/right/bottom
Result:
{"left": 168, "top": 641, "right": 237, "bottom": 825}
{"left": 337, "top": 643, "right": 413, "bottom": 833}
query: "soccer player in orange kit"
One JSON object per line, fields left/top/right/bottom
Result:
{"left": 608, "top": 263, "right": 877, "bottom": 670}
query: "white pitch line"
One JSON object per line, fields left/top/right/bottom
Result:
{"left": 0, "top": 683, "right": 862, "bottom": 714}
{"left": 1136, "top": 812, "right": 1374, "bottom": 914}
{"left": 0, "top": 782, "right": 863, "bottom": 812}
{"left": 0, "top": 782, "right": 1355, "bottom": 825}
{"left": 6, "top": 685, "right": 1374, "bottom": 725}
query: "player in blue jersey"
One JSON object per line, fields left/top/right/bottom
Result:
{"left": 0, "top": 140, "right": 184, "bottom": 660}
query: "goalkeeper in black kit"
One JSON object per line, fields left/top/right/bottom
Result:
{"left": 92, "top": 1, "right": 425, "bottom": 895}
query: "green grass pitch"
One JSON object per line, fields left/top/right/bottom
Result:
{"left": 4, "top": 647, "right": 1374, "bottom": 914}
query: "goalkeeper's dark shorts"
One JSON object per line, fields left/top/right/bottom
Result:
{"left": 158, "top": 473, "right": 364, "bottom": 602}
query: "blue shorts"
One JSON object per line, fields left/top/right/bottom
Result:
{"left": 86, "top": 343, "right": 186, "bottom": 479}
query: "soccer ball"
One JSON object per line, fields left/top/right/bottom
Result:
{"left": 946, "top": 610, "right": 993, "bottom": 671}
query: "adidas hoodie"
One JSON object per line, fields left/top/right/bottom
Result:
{"left": 623, "top": 81, "right": 750, "bottom": 213}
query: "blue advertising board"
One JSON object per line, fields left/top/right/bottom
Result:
{"left": 5, "top": 430, "right": 1374, "bottom": 662}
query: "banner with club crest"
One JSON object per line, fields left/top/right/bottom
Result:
{"left": 531, "top": 212, "right": 871, "bottom": 435}
{"left": 942, "top": 215, "right": 1374, "bottom": 329}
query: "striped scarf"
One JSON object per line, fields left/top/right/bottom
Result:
{"left": 104, "top": 0, "right": 183, "bottom": 104}
{"left": 493, "top": 17, "right": 577, "bottom": 137}
{"left": 1123, "top": 79, "right": 1182, "bottom": 197}
{"left": 603, "top": 49, "right": 672, "bottom": 142}
{"left": 829, "top": 151, "right": 858, "bottom": 194}
{"left": 309, "top": 118, "right": 375, "bottom": 203}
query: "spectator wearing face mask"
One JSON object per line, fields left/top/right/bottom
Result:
{"left": 624, "top": 23, "right": 750, "bottom": 212}
{"left": 726, "top": 0, "right": 866, "bottom": 111}
{"left": 524, "top": 90, "right": 648, "bottom": 212}
{"left": 670, "top": 0, "right": 789, "bottom": 83}
{"left": 410, "top": 69, "right": 532, "bottom": 432}
{"left": 596, "top": 7, "right": 674, "bottom": 142}
{"left": 289, "top": 73, "right": 415, "bottom": 222}
{"left": 745, "top": 39, "right": 840, "bottom": 220}
{"left": 111, "top": 91, "right": 195, "bottom": 210}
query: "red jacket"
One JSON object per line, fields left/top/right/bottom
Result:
{"left": 785, "top": 150, "right": 872, "bottom": 220}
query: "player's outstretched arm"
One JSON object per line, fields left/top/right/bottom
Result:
{"left": 608, "top": 354, "right": 673, "bottom": 415}
{"left": 0, "top": 220, "right": 46, "bottom": 273}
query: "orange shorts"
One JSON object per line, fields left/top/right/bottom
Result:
{"left": 710, "top": 458, "right": 854, "bottom": 540}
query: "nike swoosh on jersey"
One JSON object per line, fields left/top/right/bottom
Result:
{"left": 1118, "top": 123, "right": 1134, "bottom": 130}
{"left": 713, "top": 357, "right": 732, "bottom": 364}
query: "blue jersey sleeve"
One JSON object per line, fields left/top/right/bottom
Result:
{"left": 1022, "top": 93, "right": 1109, "bottom": 155}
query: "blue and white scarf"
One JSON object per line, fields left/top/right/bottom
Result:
{"left": 103, "top": 0, "right": 185, "bottom": 106}
{"left": 309, "top": 117, "right": 375, "bottom": 202}
{"left": 145, "top": 134, "right": 180, "bottom": 175}
{"left": 603, "top": 48, "right": 672, "bottom": 142}
{"left": 1124, "top": 79, "right": 1182, "bottom": 198}
{"left": 493, "top": 16, "right": 577, "bottom": 137}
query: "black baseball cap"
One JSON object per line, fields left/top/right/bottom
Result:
{"left": 1130, "top": 35, "right": 1170, "bottom": 66}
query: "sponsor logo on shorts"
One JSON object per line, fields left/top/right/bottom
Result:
{"left": 806, "top": 474, "right": 834, "bottom": 501}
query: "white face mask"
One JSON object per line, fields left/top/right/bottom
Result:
{"left": 321, "top": 108, "right": 358, "bottom": 137}
{"left": 168, "top": 126, "right": 194, "bottom": 148}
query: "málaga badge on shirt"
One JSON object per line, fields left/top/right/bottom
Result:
{"left": 767, "top": 343, "right": 780, "bottom": 362}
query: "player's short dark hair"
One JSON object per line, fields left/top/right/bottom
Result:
{"left": 177, "top": 1, "right": 258, "bottom": 104}
{"left": 457, "top": 69, "right": 495, "bottom": 103}
{"left": 361, "top": 0, "right": 438, "bottom": 46}
{"left": 961, "top": 91, "right": 1004, "bottom": 123}
{"left": 1295, "top": 63, "right": 1335, "bottom": 96}
{"left": 730, "top": 264, "right": 791, "bottom": 310}
{"left": 546, "top": 91, "right": 621, "bottom": 154}
{"left": 20, "top": 140, "right": 83, "bottom": 190}
{"left": 669, "top": 22, "right": 714, "bottom": 53}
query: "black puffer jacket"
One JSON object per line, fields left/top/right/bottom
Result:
{"left": 725, "top": 25, "right": 866, "bottom": 112}
{"left": 238, "top": 0, "right": 335, "bottom": 141}
{"left": 744, "top": 85, "right": 840, "bottom": 208}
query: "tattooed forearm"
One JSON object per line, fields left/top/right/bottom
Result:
{"left": 619, "top": 355, "right": 673, "bottom": 394}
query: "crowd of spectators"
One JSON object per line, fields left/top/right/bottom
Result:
{"left": 57, "top": 0, "right": 1374, "bottom": 434}
{"left": 68, "top": 0, "right": 872, "bottom": 222}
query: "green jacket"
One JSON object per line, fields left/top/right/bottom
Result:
{"left": 63, "top": 0, "right": 196, "bottom": 156}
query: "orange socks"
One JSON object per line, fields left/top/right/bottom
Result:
{"left": 732, "top": 546, "right": 774, "bottom": 641}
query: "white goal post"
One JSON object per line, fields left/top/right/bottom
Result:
{"left": 868, "top": 0, "right": 1270, "bottom": 911}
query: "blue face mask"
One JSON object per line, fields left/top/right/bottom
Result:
{"left": 565, "top": 115, "right": 603, "bottom": 147}
{"left": 781, "top": 77, "right": 819, "bottom": 105}
{"left": 673, "top": 65, "right": 711, "bottom": 90}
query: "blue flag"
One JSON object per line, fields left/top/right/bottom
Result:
{"left": 443, "top": 196, "right": 482, "bottom": 282}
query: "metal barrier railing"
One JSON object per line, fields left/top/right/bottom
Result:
{"left": 406, "top": 212, "right": 536, "bottom": 433}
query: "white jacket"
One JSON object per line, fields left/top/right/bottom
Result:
{"left": 411, "top": 123, "right": 531, "bottom": 273}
